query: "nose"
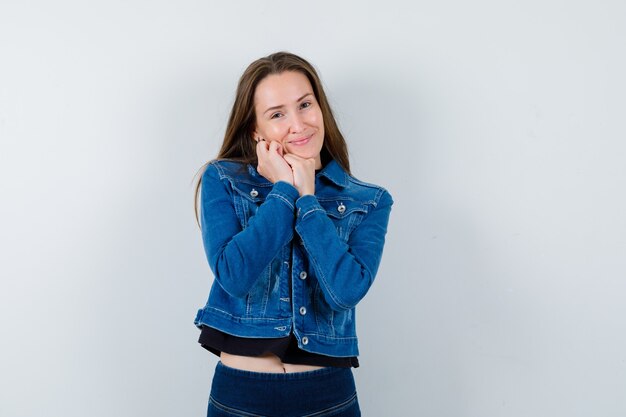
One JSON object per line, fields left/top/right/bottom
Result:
{"left": 289, "top": 112, "right": 305, "bottom": 134}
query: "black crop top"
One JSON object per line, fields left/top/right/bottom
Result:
{"left": 198, "top": 325, "right": 359, "bottom": 368}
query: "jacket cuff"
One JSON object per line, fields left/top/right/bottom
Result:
{"left": 267, "top": 180, "right": 300, "bottom": 210}
{"left": 295, "top": 194, "right": 325, "bottom": 220}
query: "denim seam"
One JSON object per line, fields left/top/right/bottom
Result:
{"left": 209, "top": 395, "right": 264, "bottom": 417}
{"left": 373, "top": 187, "right": 385, "bottom": 207}
{"left": 212, "top": 161, "right": 226, "bottom": 179}
{"left": 300, "top": 237, "right": 350, "bottom": 311}
{"left": 305, "top": 391, "right": 358, "bottom": 417}
{"left": 266, "top": 193, "right": 296, "bottom": 210}
{"left": 301, "top": 207, "right": 325, "bottom": 220}
{"left": 205, "top": 306, "right": 292, "bottom": 322}
{"left": 347, "top": 175, "right": 387, "bottom": 190}
{"left": 298, "top": 331, "right": 357, "bottom": 341}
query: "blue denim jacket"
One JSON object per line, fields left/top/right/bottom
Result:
{"left": 194, "top": 157, "right": 393, "bottom": 357}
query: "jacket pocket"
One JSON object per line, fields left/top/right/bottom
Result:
{"left": 230, "top": 181, "right": 272, "bottom": 228}
{"left": 317, "top": 198, "right": 369, "bottom": 242}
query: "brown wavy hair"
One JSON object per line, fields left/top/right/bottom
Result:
{"left": 192, "top": 51, "right": 350, "bottom": 227}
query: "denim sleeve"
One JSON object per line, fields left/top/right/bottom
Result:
{"left": 294, "top": 188, "right": 394, "bottom": 311}
{"left": 200, "top": 163, "right": 300, "bottom": 298}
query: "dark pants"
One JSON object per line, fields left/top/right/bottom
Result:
{"left": 207, "top": 361, "right": 361, "bottom": 417}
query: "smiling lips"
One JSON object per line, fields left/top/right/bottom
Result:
{"left": 288, "top": 134, "right": 312, "bottom": 146}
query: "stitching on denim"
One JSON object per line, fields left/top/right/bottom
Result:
{"left": 212, "top": 161, "right": 227, "bottom": 180}
{"left": 316, "top": 196, "right": 361, "bottom": 203}
{"left": 301, "top": 238, "right": 350, "bottom": 311}
{"left": 209, "top": 395, "right": 264, "bottom": 417}
{"left": 229, "top": 193, "right": 243, "bottom": 227}
{"left": 313, "top": 282, "right": 322, "bottom": 333}
{"left": 373, "top": 187, "right": 386, "bottom": 207}
{"left": 212, "top": 161, "right": 272, "bottom": 187}
{"left": 209, "top": 389, "right": 357, "bottom": 416}
{"left": 245, "top": 293, "right": 252, "bottom": 316}
{"left": 206, "top": 306, "right": 291, "bottom": 322}
{"left": 346, "top": 210, "right": 363, "bottom": 236}
{"left": 260, "top": 264, "right": 271, "bottom": 315}
{"left": 298, "top": 331, "right": 357, "bottom": 341}
{"left": 303, "top": 391, "right": 358, "bottom": 416}
{"left": 347, "top": 175, "right": 385, "bottom": 189}
{"left": 267, "top": 193, "right": 295, "bottom": 210}
{"left": 301, "top": 207, "right": 325, "bottom": 220}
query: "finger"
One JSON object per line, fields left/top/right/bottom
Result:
{"left": 285, "top": 152, "right": 306, "bottom": 160}
{"left": 269, "top": 140, "right": 281, "bottom": 154}
{"left": 283, "top": 154, "right": 296, "bottom": 164}
{"left": 256, "top": 139, "right": 269, "bottom": 154}
{"left": 284, "top": 155, "right": 305, "bottom": 167}
{"left": 274, "top": 141, "right": 289, "bottom": 158}
{"left": 283, "top": 152, "right": 296, "bottom": 159}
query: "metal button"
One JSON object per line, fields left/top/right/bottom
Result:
{"left": 299, "top": 306, "right": 307, "bottom": 315}
{"left": 299, "top": 239, "right": 304, "bottom": 246}
{"left": 283, "top": 261, "right": 290, "bottom": 267}
{"left": 297, "top": 207, "right": 301, "bottom": 216}
{"left": 302, "top": 336, "right": 309, "bottom": 345}
{"left": 250, "top": 188, "right": 258, "bottom": 198}
{"left": 337, "top": 203, "right": 346, "bottom": 213}
{"left": 299, "top": 271, "right": 307, "bottom": 280}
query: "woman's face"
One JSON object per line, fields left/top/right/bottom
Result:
{"left": 252, "top": 71, "right": 325, "bottom": 169}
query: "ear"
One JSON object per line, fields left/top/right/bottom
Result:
{"left": 251, "top": 128, "right": 263, "bottom": 143}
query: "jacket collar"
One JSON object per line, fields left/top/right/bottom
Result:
{"left": 317, "top": 158, "right": 348, "bottom": 188}
{"left": 246, "top": 158, "right": 348, "bottom": 188}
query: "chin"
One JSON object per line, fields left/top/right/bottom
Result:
{"left": 287, "top": 142, "right": 323, "bottom": 160}
{"left": 290, "top": 149, "right": 312, "bottom": 158}
{"left": 290, "top": 149, "right": 321, "bottom": 160}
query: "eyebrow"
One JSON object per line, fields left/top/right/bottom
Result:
{"left": 263, "top": 93, "right": 313, "bottom": 115}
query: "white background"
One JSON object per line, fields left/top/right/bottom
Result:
{"left": 1, "top": 1, "right": 625, "bottom": 416}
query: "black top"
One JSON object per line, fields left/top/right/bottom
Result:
{"left": 198, "top": 325, "right": 359, "bottom": 368}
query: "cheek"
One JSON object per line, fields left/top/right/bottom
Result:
{"left": 315, "top": 112, "right": 325, "bottom": 136}
{"left": 309, "top": 110, "right": 324, "bottom": 128}
{"left": 259, "top": 121, "right": 287, "bottom": 139}
{"left": 315, "top": 109, "right": 324, "bottom": 124}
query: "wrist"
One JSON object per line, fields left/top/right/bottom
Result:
{"left": 275, "top": 176, "right": 293, "bottom": 185}
{"left": 300, "top": 188, "right": 315, "bottom": 196}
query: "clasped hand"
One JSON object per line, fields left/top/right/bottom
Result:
{"left": 256, "top": 140, "right": 315, "bottom": 196}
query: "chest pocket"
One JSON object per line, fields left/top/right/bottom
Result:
{"left": 318, "top": 198, "right": 370, "bottom": 242}
{"left": 230, "top": 181, "right": 273, "bottom": 228}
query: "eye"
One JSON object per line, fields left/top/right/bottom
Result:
{"left": 270, "top": 112, "right": 283, "bottom": 119}
{"left": 300, "top": 101, "right": 311, "bottom": 109}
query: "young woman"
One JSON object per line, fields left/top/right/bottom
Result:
{"left": 193, "top": 51, "right": 393, "bottom": 417}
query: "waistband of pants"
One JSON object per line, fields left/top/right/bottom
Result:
{"left": 209, "top": 360, "right": 358, "bottom": 416}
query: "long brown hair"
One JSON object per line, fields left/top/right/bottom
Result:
{"left": 193, "top": 51, "right": 350, "bottom": 227}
